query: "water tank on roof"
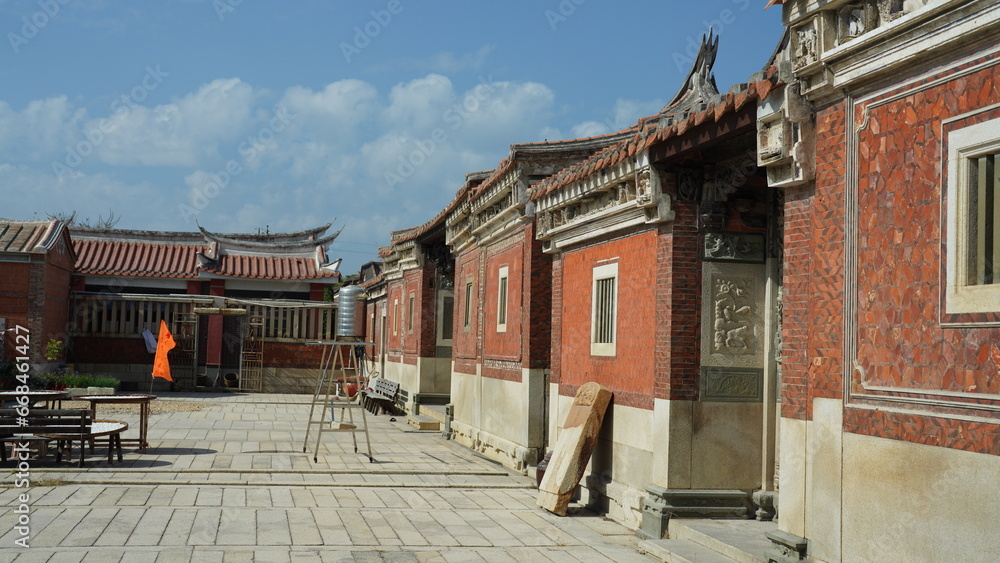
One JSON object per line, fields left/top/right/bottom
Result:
{"left": 336, "top": 285, "right": 365, "bottom": 338}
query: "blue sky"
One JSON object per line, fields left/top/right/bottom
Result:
{"left": 0, "top": 0, "right": 784, "bottom": 273}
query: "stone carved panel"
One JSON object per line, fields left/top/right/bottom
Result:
{"left": 701, "top": 261, "right": 766, "bottom": 370}
{"left": 712, "top": 276, "right": 757, "bottom": 356}
{"left": 700, "top": 367, "right": 764, "bottom": 402}
{"left": 793, "top": 21, "right": 819, "bottom": 69}
{"left": 677, "top": 169, "right": 703, "bottom": 202}
{"left": 704, "top": 232, "right": 767, "bottom": 263}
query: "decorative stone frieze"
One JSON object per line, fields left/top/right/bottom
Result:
{"left": 534, "top": 154, "right": 674, "bottom": 253}
{"left": 703, "top": 232, "right": 767, "bottom": 263}
{"left": 700, "top": 367, "right": 764, "bottom": 402}
{"left": 757, "top": 81, "right": 815, "bottom": 188}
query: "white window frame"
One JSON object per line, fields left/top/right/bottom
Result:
{"left": 496, "top": 266, "right": 509, "bottom": 333}
{"left": 463, "top": 279, "right": 473, "bottom": 332}
{"left": 407, "top": 292, "right": 415, "bottom": 334}
{"left": 437, "top": 290, "right": 454, "bottom": 345}
{"left": 393, "top": 298, "right": 399, "bottom": 336}
{"left": 945, "top": 116, "right": 1000, "bottom": 314}
{"left": 591, "top": 262, "right": 618, "bottom": 356}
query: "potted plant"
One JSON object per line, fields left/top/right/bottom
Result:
{"left": 44, "top": 339, "right": 63, "bottom": 362}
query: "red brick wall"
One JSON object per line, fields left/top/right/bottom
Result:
{"left": 418, "top": 266, "right": 437, "bottom": 358}
{"left": 656, "top": 200, "right": 702, "bottom": 402}
{"left": 71, "top": 336, "right": 150, "bottom": 364}
{"left": 42, "top": 259, "right": 73, "bottom": 350}
{"left": 385, "top": 282, "right": 403, "bottom": 362}
{"left": 558, "top": 230, "right": 658, "bottom": 409}
{"left": 550, "top": 256, "right": 563, "bottom": 385}
{"left": 401, "top": 270, "right": 422, "bottom": 363}
{"left": 263, "top": 340, "right": 328, "bottom": 369}
{"left": 453, "top": 248, "right": 480, "bottom": 375}
{"left": 0, "top": 263, "right": 31, "bottom": 359}
{"left": 781, "top": 100, "right": 848, "bottom": 421}
{"left": 483, "top": 234, "right": 524, "bottom": 367}
{"left": 524, "top": 223, "right": 552, "bottom": 369}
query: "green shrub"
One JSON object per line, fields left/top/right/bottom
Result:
{"left": 44, "top": 372, "right": 120, "bottom": 390}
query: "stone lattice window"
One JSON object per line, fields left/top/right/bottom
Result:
{"left": 463, "top": 280, "right": 473, "bottom": 331}
{"left": 591, "top": 262, "right": 618, "bottom": 356}
{"left": 496, "top": 267, "right": 508, "bottom": 332}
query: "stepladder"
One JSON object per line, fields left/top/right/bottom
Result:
{"left": 302, "top": 340, "right": 376, "bottom": 463}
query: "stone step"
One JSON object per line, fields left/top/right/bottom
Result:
{"left": 407, "top": 414, "right": 440, "bottom": 430}
{"left": 418, "top": 403, "right": 447, "bottom": 424}
{"left": 668, "top": 519, "right": 775, "bottom": 563}
{"left": 639, "top": 538, "right": 739, "bottom": 563}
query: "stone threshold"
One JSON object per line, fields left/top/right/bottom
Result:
{"left": 639, "top": 518, "right": 779, "bottom": 563}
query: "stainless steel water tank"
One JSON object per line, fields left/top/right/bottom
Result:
{"left": 336, "top": 285, "right": 365, "bottom": 338}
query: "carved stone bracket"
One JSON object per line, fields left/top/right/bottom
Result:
{"left": 704, "top": 231, "right": 766, "bottom": 263}
{"left": 700, "top": 367, "right": 764, "bottom": 402}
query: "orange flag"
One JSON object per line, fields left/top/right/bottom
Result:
{"left": 152, "top": 319, "right": 176, "bottom": 382}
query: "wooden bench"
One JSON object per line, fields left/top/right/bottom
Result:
{"left": 0, "top": 408, "right": 92, "bottom": 466}
{"left": 364, "top": 377, "right": 400, "bottom": 415}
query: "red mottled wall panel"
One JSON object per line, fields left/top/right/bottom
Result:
{"left": 854, "top": 59, "right": 1000, "bottom": 399}
{"left": 559, "top": 230, "right": 658, "bottom": 409}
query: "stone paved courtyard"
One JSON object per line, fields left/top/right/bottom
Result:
{"left": 0, "top": 393, "right": 652, "bottom": 561}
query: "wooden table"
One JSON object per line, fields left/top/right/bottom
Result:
{"left": 75, "top": 394, "right": 156, "bottom": 453}
{"left": 39, "top": 419, "right": 129, "bottom": 466}
{"left": 0, "top": 389, "right": 68, "bottom": 408}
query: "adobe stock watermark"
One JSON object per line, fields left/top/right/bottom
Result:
{"left": 545, "top": 0, "right": 587, "bottom": 31}
{"left": 340, "top": 0, "right": 408, "bottom": 63}
{"left": 383, "top": 75, "right": 496, "bottom": 188}
{"left": 7, "top": 0, "right": 71, "bottom": 54}
{"left": 214, "top": 0, "right": 244, "bottom": 21}
{"left": 178, "top": 106, "right": 296, "bottom": 222}
{"left": 673, "top": 0, "right": 752, "bottom": 73}
{"left": 51, "top": 65, "right": 170, "bottom": 178}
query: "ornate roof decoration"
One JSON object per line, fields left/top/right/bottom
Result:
{"left": 665, "top": 30, "right": 722, "bottom": 113}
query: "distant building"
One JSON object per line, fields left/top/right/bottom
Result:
{"left": 0, "top": 222, "right": 345, "bottom": 393}
{"left": 0, "top": 219, "right": 76, "bottom": 367}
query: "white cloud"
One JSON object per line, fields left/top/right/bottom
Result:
{"left": 372, "top": 45, "right": 495, "bottom": 74}
{"left": 91, "top": 78, "right": 257, "bottom": 167}
{"left": 0, "top": 97, "right": 85, "bottom": 160}
{"left": 570, "top": 121, "right": 611, "bottom": 138}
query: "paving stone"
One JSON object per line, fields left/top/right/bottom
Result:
{"left": 0, "top": 393, "right": 653, "bottom": 560}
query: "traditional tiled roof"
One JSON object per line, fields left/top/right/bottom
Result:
{"left": 0, "top": 219, "right": 71, "bottom": 255}
{"left": 73, "top": 239, "right": 197, "bottom": 278}
{"left": 529, "top": 66, "right": 781, "bottom": 201}
{"left": 378, "top": 169, "right": 495, "bottom": 255}
{"left": 71, "top": 225, "right": 341, "bottom": 281}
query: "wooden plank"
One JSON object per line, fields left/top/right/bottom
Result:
{"left": 537, "top": 382, "right": 612, "bottom": 516}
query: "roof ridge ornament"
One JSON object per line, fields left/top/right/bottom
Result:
{"left": 664, "top": 29, "right": 721, "bottom": 113}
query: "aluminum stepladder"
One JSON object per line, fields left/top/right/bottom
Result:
{"left": 303, "top": 340, "right": 375, "bottom": 463}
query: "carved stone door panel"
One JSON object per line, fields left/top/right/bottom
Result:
{"left": 700, "top": 232, "right": 768, "bottom": 402}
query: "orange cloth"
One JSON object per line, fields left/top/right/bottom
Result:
{"left": 152, "top": 319, "right": 176, "bottom": 381}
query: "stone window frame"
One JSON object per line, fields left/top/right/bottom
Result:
{"left": 945, "top": 116, "right": 1000, "bottom": 314}
{"left": 496, "top": 266, "right": 508, "bottom": 333}
{"left": 393, "top": 298, "right": 399, "bottom": 336}
{"left": 407, "top": 292, "right": 415, "bottom": 334}
{"left": 591, "top": 262, "right": 619, "bottom": 357}
{"left": 463, "top": 278, "right": 473, "bottom": 332}
{"left": 437, "top": 290, "right": 454, "bottom": 345}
